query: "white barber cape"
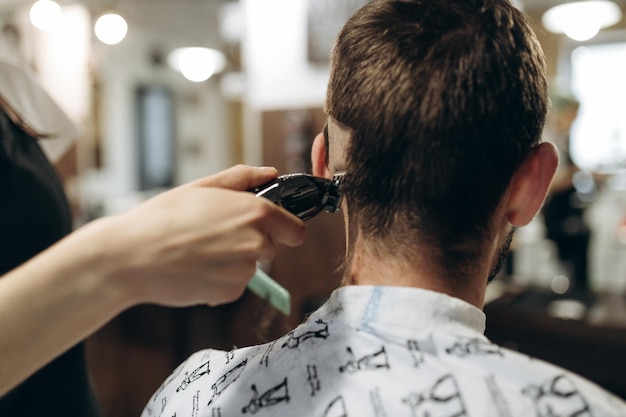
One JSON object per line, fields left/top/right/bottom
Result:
{"left": 141, "top": 286, "right": 626, "bottom": 417}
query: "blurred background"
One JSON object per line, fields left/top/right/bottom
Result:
{"left": 1, "top": 0, "right": 626, "bottom": 414}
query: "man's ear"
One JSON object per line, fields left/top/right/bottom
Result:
{"left": 506, "top": 141, "right": 559, "bottom": 226}
{"left": 311, "top": 132, "right": 331, "bottom": 178}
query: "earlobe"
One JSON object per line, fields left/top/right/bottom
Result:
{"left": 506, "top": 141, "right": 559, "bottom": 226}
{"left": 311, "top": 132, "right": 331, "bottom": 178}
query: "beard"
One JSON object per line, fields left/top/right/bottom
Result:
{"left": 487, "top": 228, "right": 515, "bottom": 284}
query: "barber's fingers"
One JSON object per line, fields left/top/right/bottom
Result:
{"left": 256, "top": 242, "right": 277, "bottom": 264}
{"left": 185, "top": 164, "right": 308, "bottom": 246}
{"left": 253, "top": 197, "right": 306, "bottom": 249}
{"left": 188, "top": 165, "right": 278, "bottom": 191}
{"left": 203, "top": 258, "right": 258, "bottom": 306}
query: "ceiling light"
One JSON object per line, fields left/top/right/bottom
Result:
{"left": 542, "top": 1, "right": 622, "bottom": 41}
{"left": 94, "top": 13, "right": 128, "bottom": 45}
{"left": 30, "top": 0, "right": 62, "bottom": 31}
{"left": 168, "top": 47, "right": 227, "bottom": 83}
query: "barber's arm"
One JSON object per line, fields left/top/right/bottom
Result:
{"left": 0, "top": 165, "right": 305, "bottom": 396}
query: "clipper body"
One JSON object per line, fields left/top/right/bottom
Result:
{"left": 250, "top": 173, "right": 344, "bottom": 221}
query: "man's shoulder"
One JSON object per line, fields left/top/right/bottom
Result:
{"left": 142, "top": 315, "right": 626, "bottom": 417}
{"left": 470, "top": 343, "right": 626, "bottom": 417}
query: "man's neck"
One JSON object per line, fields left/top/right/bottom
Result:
{"left": 343, "top": 236, "right": 489, "bottom": 309}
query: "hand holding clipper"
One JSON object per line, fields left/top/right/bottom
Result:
{"left": 247, "top": 172, "right": 345, "bottom": 315}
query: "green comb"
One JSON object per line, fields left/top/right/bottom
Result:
{"left": 247, "top": 268, "right": 291, "bottom": 316}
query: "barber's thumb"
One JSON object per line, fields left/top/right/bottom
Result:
{"left": 189, "top": 165, "right": 278, "bottom": 190}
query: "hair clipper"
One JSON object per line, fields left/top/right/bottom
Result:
{"left": 250, "top": 172, "right": 345, "bottom": 221}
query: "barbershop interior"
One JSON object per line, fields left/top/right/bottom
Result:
{"left": 1, "top": 0, "right": 626, "bottom": 414}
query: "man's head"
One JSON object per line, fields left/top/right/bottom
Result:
{"left": 314, "top": 0, "right": 556, "bottom": 282}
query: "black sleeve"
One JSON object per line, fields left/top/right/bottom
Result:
{"left": 0, "top": 109, "right": 103, "bottom": 417}
{"left": 0, "top": 110, "right": 73, "bottom": 273}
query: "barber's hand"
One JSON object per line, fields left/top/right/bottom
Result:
{"left": 87, "top": 165, "right": 305, "bottom": 308}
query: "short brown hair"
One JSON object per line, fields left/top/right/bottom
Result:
{"left": 327, "top": 0, "right": 548, "bottom": 276}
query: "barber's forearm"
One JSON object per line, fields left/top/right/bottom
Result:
{"left": 0, "top": 218, "right": 131, "bottom": 396}
{"left": 0, "top": 166, "right": 306, "bottom": 396}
